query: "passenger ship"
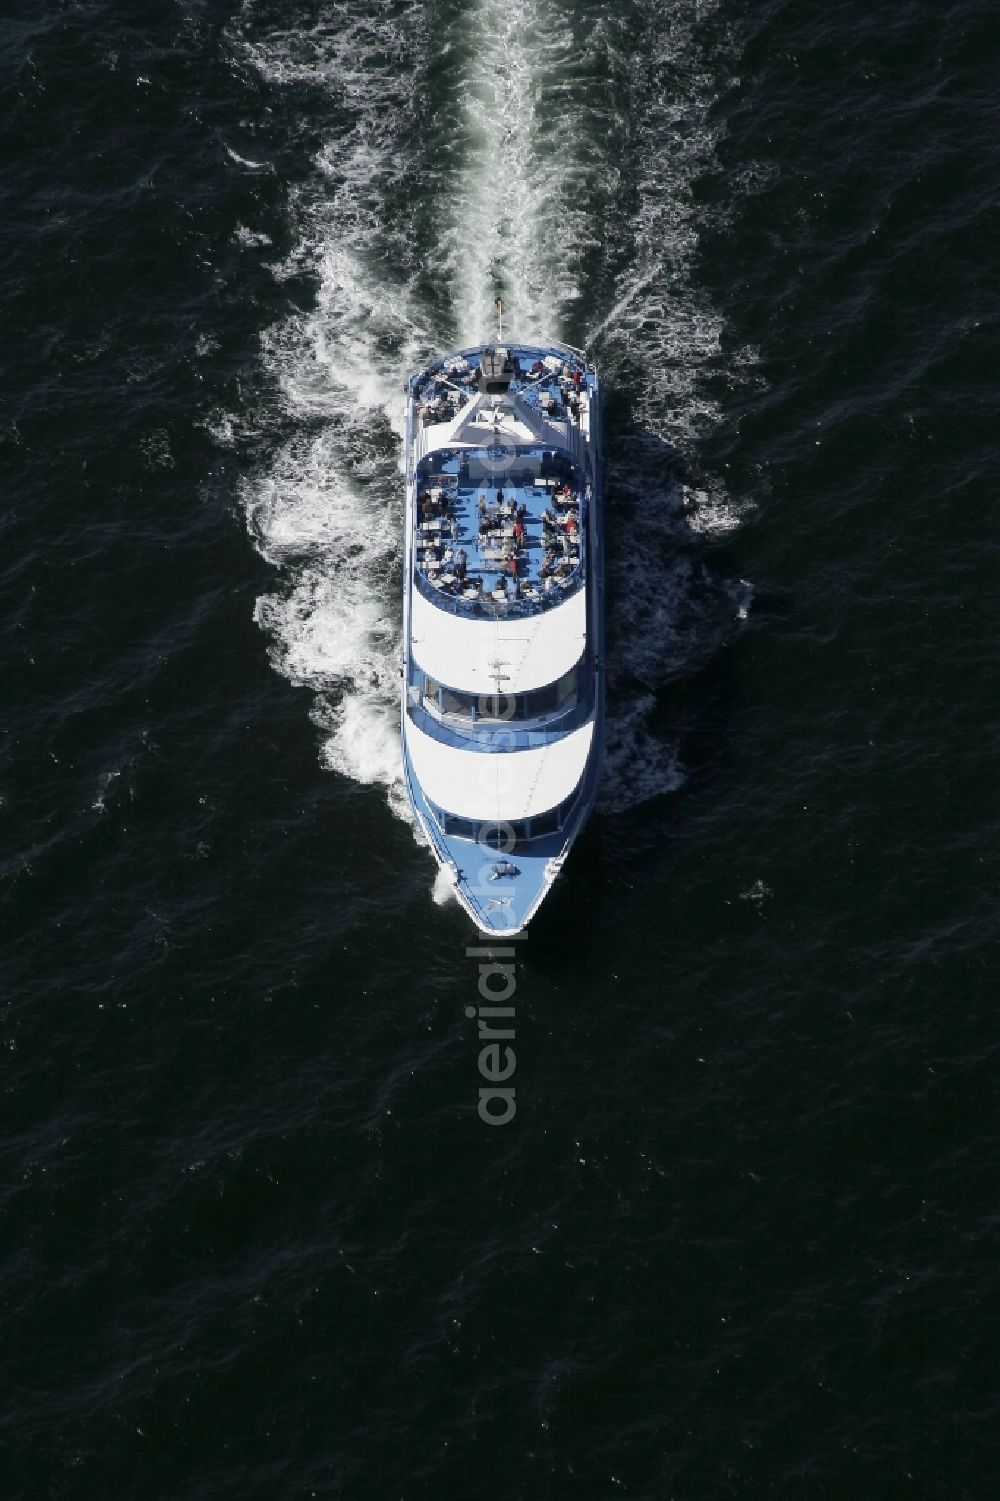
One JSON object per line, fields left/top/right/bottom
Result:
{"left": 401, "top": 326, "right": 604, "bottom": 935}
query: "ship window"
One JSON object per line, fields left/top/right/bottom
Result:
{"left": 419, "top": 661, "right": 583, "bottom": 725}
{"left": 560, "top": 786, "right": 581, "bottom": 824}
{"left": 477, "top": 692, "right": 522, "bottom": 722}
{"left": 441, "top": 686, "right": 468, "bottom": 717}
{"left": 557, "top": 667, "right": 577, "bottom": 708}
{"left": 444, "top": 814, "right": 477, "bottom": 840}
{"left": 525, "top": 683, "right": 558, "bottom": 718}
{"left": 531, "top": 808, "right": 559, "bottom": 838}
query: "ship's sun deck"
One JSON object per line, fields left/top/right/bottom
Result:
{"left": 413, "top": 349, "right": 589, "bottom": 431}
{"left": 414, "top": 446, "right": 587, "bottom": 619}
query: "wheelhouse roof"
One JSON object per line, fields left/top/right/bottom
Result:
{"left": 405, "top": 715, "right": 596, "bottom": 822}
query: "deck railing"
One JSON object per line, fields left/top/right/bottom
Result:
{"left": 412, "top": 567, "right": 584, "bottom": 620}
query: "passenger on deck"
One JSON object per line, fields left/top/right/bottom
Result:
{"left": 512, "top": 520, "right": 525, "bottom": 545}
{"left": 495, "top": 488, "right": 504, "bottom": 507}
{"left": 506, "top": 553, "right": 518, "bottom": 577}
{"left": 517, "top": 502, "right": 528, "bottom": 522}
{"left": 456, "top": 548, "right": 467, "bottom": 580}
{"left": 507, "top": 496, "right": 517, "bottom": 516}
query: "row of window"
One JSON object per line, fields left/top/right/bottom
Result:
{"left": 418, "top": 664, "right": 582, "bottom": 724}
{"left": 429, "top": 785, "right": 583, "bottom": 848}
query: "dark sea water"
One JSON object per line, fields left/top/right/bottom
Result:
{"left": 3, "top": 0, "right": 999, "bottom": 1495}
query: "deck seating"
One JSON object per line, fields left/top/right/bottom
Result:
{"left": 413, "top": 443, "right": 586, "bottom": 618}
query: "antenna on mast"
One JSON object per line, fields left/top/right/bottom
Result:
{"left": 494, "top": 296, "right": 503, "bottom": 343}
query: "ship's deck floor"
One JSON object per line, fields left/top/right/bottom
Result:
{"left": 415, "top": 447, "right": 585, "bottom": 614}
{"left": 411, "top": 364, "right": 585, "bottom": 432}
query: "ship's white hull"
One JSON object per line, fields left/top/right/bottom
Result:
{"left": 401, "top": 341, "right": 603, "bottom": 934}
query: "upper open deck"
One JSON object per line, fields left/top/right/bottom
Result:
{"left": 413, "top": 445, "right": 587, "bottom": 620}
{"left": 408, "top": 343, "right": 597, "bottom": 622}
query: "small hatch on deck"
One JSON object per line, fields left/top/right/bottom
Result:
{"left": 479, "top": 346, "right": 514, "bottom": 395}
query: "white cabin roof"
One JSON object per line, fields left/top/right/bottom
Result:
{"left": 405, "top": 716, "right": 595, "bottom": 821}
{"left": 409, "top": 584, "right": 587, "bottom": 695}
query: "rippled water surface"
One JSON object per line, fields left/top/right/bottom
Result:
{"left": 3, "top": 1, "right": 999, "bottom": 1496}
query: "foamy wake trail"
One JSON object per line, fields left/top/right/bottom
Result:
{"left": 233, "top": 7, "right": 433, "bottom": 821}
{"left": 584, "top": 1, "right": 759, "bottom": 811}
{"left": 231, "top": 0, "right": 755, "bottom": 830}
{"left": 447, "top": 0, "right": 583, "bottom": 344}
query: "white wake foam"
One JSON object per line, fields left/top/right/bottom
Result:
{"left": 229, "top": 0, "right": 754, "bottom": 827}
{"left": 445, "top": 0, "right": 581, "bottom": 344}
{"left": 233, "top": 6, "right": 432, "bottom": 817}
